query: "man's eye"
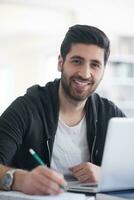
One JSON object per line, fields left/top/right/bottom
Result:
{"left": 72, "top": 60, "right": 82, "bottom": 65}
{"left": 91, "top": 63, "right": 100, "bottom": 68}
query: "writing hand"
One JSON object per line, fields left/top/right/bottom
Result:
{"left": 13, "top": 166, "right": 67, "bottom": 195}
{"left": 69, "top": 162, "right": 100, "bottom": 183}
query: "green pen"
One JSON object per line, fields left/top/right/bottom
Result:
{"left": 29, "top": 148, "right": 66, "bottom": 190}
{"left": 29, "top": 149, "right": 45, "bottom": 165}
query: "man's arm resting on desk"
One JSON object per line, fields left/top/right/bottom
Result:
{"left": 0, "top": 164, "right": 66, "bottom": 195}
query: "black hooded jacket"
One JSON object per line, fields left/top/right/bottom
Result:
{"left": 0, "top": 79, "right": 125, "bottom": 170}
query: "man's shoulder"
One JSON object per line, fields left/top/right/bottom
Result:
{"left": 26, "top": 84, "right": 44, "bottom": 98}
{"left": 90, "top": 92, "right": 117, "bottom": 106}
{"left": 26, "top": 79, "right": 60, "bottom": 98}
{"left": 90, "top": 93, "right": 126, "bottom": 117}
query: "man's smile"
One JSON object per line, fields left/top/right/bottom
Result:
{"left": 72, "top": 78, "right": 94, "bottom": 92}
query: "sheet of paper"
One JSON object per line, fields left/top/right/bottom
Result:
{"left": 0, "top": 191, "right": 94, "bottom": 200}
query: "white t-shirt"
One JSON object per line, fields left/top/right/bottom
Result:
{"left": 51, "top": 116, "right": 89, "bottom": 175}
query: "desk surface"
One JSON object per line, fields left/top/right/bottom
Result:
{"left": 0, "top": 191, "right": 95, "bottom": 200}
{"left": 96, "top": 190, "right": 134, "bottom": 200}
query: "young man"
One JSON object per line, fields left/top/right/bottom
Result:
{"left": 0, "top": 24, "right": 125, "bottom": 195}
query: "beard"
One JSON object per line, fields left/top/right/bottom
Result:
{"left": 60, "top": 71, "right": 100, "bottom": 102}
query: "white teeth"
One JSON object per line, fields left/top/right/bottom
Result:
{"left": 74, "top": 80, "right": 88, "bottom": 86}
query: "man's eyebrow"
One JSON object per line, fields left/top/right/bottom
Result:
{"left": 70, "top": 55, "right": 84, "bottom": 60}
{"left": 69, "top": 56, "right": 102, "bottom": 65}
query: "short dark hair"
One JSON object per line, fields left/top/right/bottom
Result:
{"left": 60, "top": 24, "right": 110, "bottom": 66}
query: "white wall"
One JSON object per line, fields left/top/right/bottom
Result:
{"left": 0, "top": 0, "right": 134, "bottom": 114}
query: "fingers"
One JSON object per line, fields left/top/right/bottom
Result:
{"left": 41, "top": 166, "right": 66, "bottom": 186}
{"left": 69, "top": 163, "right": 89, "bottom": 177}
{"left": 77, "top": 174, "right": 91, "bottom": 183}
{"left": 39, "top": 167, "right": 67, "bottom": 193}
{"left": 31, "top": 168, "right": 61, "bottom": 194}
{"left": 21, "top": 166, "right": 67, "bottom": 195}
{"left": 69, "top": 162, "right": 100, "bottom": 183}
{"left": 70, "top": 166, "right": 90, "bottom": 182}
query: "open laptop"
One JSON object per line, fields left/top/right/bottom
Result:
{"left": 66, "top": 117, "right": 134, "bottom": 194}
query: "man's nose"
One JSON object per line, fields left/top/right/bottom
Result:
{"left": 78, "top": 65, "right": 92, "bottom": 79}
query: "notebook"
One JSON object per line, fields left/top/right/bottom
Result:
{"left": 0, "top": 191, "right": 92, "bottom": 200}
{"left": 66, "top": 117, "right": 134, "bottom": 194}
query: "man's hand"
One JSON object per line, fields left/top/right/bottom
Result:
{"left": 69, "top": 162, "right": 100, "bottom": 183}
{"left": 13, "top": 166, "right": 67, "bottom": 195}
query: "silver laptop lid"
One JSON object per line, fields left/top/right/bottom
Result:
{"left": 98, "top": 117, "right": 134, "bottom": 192}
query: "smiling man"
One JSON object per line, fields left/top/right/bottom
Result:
{"left": 0, "top": 24, "right": 125, "bottom": 195}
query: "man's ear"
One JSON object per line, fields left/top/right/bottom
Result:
{"left": 58, "top": 55, "right": 63, "bottom": 72}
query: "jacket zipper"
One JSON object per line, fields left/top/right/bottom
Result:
{"left": 91, "top": 119, "right": 97, "bottom": 163}
{"left": 46, "top": 139, "right": 51, "bottom": 166}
